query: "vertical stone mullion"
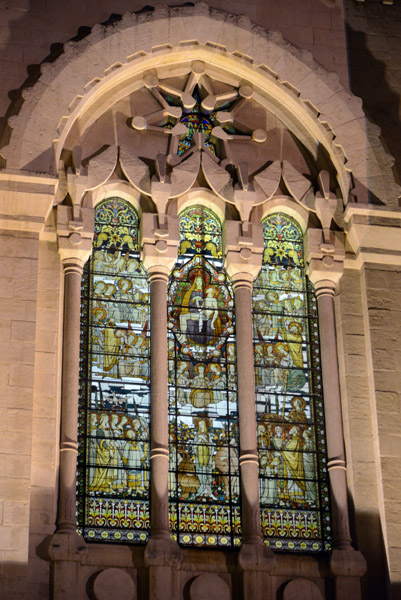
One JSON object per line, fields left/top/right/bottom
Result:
{"left": 306, "top": 229, "right": 366, "bottom": 598}
{"left": 233, "top": 278, "right": 261, "bottom": 544}
{"left": 142, "top": 214, "right": 182, "bottom": 600}
{"left": 148, "top": 272, "right": 170, "bottom": 538}
{"left": 224, "top": 220, "right": 275, "bottom": 600}
{"left": 57, "top": 258, "right": 85, "bottom": 533}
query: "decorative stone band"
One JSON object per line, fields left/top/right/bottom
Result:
{"left": 327, "top": 458, "right": 347, "bottom": 472}
{"left": 239, "top": 452, "right": 259, "bottom": 467}
{"left": 313, "top": 280, "right": 336, "bottom": 300}
{"left": 232, "top": 278, "right": 253, "bottom": 292}
{"left": 60, "top": 441, "right": 78, "bottom": 454}
{"left": 62, "top": 262, "right": 84, "bottom": 277}
{"left": 150, "top": 447, "right": 169, "bottom": 460}
{"left": 148, "top": 271, "right": 169, "bottom": 285}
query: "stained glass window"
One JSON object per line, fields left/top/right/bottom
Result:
{"left": 252, "top": 213, "right": 331, "bottom": 552}
{"left": 77, "top": 198, "right": 151, "bottom": 543}
{"left": 167, "top": 206, "right": 241, "bottom": 548}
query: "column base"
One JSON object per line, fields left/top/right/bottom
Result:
{"left": 145, "top": 535, "right": 182, "bottom": 600}
{"left": 238, "top": 541, "right": 276, "bottom": 600}
{"left": 330, "top": 546, "right": 367, "bottom": 600}
{"left": 48, "top": 531, "right": 87, "bottom": 600}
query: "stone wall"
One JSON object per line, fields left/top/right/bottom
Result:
{"left": 364, "top": 264, "right": 401, "bottom": 598}
{"left": 0, "top": 0, "right": 347, "bottom": 124}
{"left": 0, "top": 2, "right": 399, "bottom": 600}
{"left": 345, "top": 0, "right": 401, "bottom": 186}
{"left": 0, "top": 230, "right": 39, "bottom": 597}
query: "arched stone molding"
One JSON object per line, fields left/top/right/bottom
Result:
{"left": 254, "top": 195, "right": 309, "bottom": 233}
{"left": 1, "top": 2, "right": 398, "bottom": 206}
{"left": 175, "top": 188, "right": 226, "bottom": 224}
{"left": 86, "top": 180, "right": 142, "bottom": 214}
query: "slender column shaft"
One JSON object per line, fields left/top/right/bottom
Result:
{"left": 57, "top": 259, "right": 84, "bottom": 532}
{"left": 233, "top": 279, "right": 262, "bottom": 544}
{"left": 316, "top": 281, "right": 352, "bottom": 549}
{"left": 149, "top": 272, "right": 170, "bottom": 537}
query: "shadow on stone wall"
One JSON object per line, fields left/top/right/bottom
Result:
{"left": 350, "top": 496, "right": 389, "bottom": 600}
{"left": 346, "top": 22, "right": 401, "bottom": 187}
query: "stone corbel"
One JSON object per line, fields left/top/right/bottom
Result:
{"left": 141, "top": 212, "right": 180, "bottom": 276}
{"left": 224, "top": 219, "right": 264, "bottom": 282}
{"left": 57, "top": 204, "right": 94, "bottom": 264}
{"left": 314, "top": 170, "right": 341, "bottom": 243}
{"left": 304, "top": 227, "right": 345, "bottom": 288}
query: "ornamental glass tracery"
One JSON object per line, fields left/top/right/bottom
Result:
{"left": 77, "top": 198, "right": 150, "bottom": 543}
{"left": 167, "top": 206, "right": 241, "bottom": 548}
{"left": 252, "top": 213, "right": 331, "bottom": 552}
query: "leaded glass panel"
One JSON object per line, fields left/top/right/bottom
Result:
{"left": 253, "top": 213, "right": 331, "bottom": 552}
{"left": 77, "top": 198, "right": 150, "bottom": 543}
{"left": 168, "top": 206, "right": 241, "bottom": 548}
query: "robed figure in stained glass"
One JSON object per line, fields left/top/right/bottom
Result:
{"left": 253, "top": 213, "right": 331, "bottom": 553}
{"left": 167, "top": 206, "right": 241, "bottom": 548}
{"left": 77, "top": 198, "right": 151, "bottom": 544}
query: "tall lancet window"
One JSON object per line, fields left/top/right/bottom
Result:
{"left": 167, "top": 206, "right": 241, "bottom": 548}
{"left": 77, "top": 198, "right": 151, "bottom": 543}
{"left": 253, "top": 213, "right": 331, "bottom": 552}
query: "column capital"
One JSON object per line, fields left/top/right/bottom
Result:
{"left": 304, "top": 228, "right": 345, "bottom": 289}
{"left": 57, "top": 204, "right": 94, "bottom": 265}
{"left": 141, "top": 213, "right": 179, "bottom": 277}
{"left": 224, "top": 220, "right": 264, "bottom": 282}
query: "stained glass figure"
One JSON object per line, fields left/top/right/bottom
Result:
{"left": 77, "top": 198, "right": 150, "bottom": 543}
{"left": 253, "top": 213, "right": 331, "bottom": 552}
{"left": 167, "top": 206, "right": 241, "bottom": 548}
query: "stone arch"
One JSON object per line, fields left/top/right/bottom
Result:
{"left": 1, "top": 2, "right": 397, "bottom": 205}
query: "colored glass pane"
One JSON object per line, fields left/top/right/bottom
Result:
{"left": 77, "top": 198, "right": 150, "bottom": 544}
{"left": 253, "top": 213, "right": 331, "bottom": 552}
{"left": 167, "top": 206, "right": 241, "bottom": 548}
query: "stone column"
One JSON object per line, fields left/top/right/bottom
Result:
{"left": 306, "top": 229, "right": 366, "bottom": 600}
{"left": 142, "top": 213, "right": 182, "bottom": 600}
{"left": 225, "top": 220, "right": 275, "bottom": 600}
{"left": 48, "top": 205, "right": 93, "bottom": 599}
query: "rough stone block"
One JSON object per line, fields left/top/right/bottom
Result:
{"left": 34, "top": 330, "right": 57, "bottom": 353}
{"left": 6, "top": 408, "right": 32, "bottom": 432}
{"left": 34, "top": 351, "right": 56, "bottom": 374}
{"left": 0, "top": 431, "right": 32, "bottom": 456}
{"left": 32, "top": 418, "right": 56, "bottom": 443}
{"left": 0, "top": 525, "right": 29, "bottom": 551}
{"left": 0, "top": 384, "right": 33, "bottom": 410}
{"left": 12, "top": 279, "right": 38, "bottom": 301}
{"left": 33, "top": 372, "right": 57, "bottom": 397}
{"left": 30, "top": 461, "right": 56, "bottom": 488}
{"left": 0, "top": 477, "right": 30, "bottom": 502}
{"left": 3, "top": 501, "right": 29, "bottom": 526}
{"left": 6, "top": 454, "right": 31, "bottom": 479}
{"left": 9, "top": 364, "right": 34, "bottom": 387}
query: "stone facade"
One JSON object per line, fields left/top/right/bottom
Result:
{"left": 0, "top": 2, "right": 400, "bottom": 599}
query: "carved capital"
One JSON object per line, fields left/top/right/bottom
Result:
{"left": 141, "top": 213, "right": 180, "bottom": 276}
{"left": 304, "top": 228, "right": 345, "bottom": 288}
{"left": 57, "top": 205, "right": 94, "bottom": 265}
{"left": 224, "top": 220, "right": 263, "bottom": 282}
